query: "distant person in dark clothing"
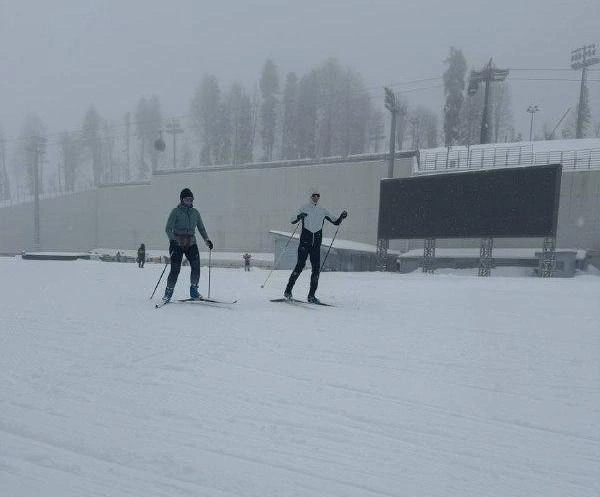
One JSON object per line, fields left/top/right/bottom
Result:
{"left": 137, "top": 243, "right": 146, "bottom": 268}
{"left": 243, "top": 252, "right": 251, "bottom": 271}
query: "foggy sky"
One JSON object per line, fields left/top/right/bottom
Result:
{"left": 1, "top": 0, "right": 599, "bottom": 143}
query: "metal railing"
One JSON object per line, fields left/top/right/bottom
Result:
{"left": 416, "top": 145, "right": 600, "bottom": 174}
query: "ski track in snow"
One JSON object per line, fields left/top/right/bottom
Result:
{"left": 0, "top": 258, "right": 598, "bottom": 497}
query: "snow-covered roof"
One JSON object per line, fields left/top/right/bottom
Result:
{"left": 269, "top": 230, "right": 400, "bottom": 255}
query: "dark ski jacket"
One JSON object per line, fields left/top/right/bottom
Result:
{"left": 165, "top": 203, "right": 209, "bottom": 246}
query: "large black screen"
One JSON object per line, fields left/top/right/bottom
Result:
{"left": 377, "top": 164, "right": 562, "bottom": 239}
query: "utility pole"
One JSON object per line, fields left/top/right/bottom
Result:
{"left": 165, "top": 119, "right": 183, "bottom": 169}
{"left": 527, "top": 105, "right": 539, "bottom": 141}
{"left": 26, "top": 135, "right": 47, "bottom": 250}
{"left": 571, "top": 44, "right": 599, "bottom": 138}
{"left": 467, "top": 58, "right": 509, "bottom": 144}
{"left": 124, "top": 113, "right": 131, "bottom": 182}
{"left": 384, "top": 87, "right": 405, "bottom": 178}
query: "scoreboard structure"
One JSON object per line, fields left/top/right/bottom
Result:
{"left": 377, "top": 164, "right": 562, "bottom": 276}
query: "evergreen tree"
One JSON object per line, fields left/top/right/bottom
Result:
{"left": 312, "top": 59, "right": 373, "bottom": 157}
{"left": 315, "top": 58, "right": 343, "bottom": 157}
{"left": 227, "top": 83, "right": 254, "bottom": 165}
{"left": 281, "top": 72, "right": 299, "bottom": 159}
{"left": 237, "top": 87, "right": 254, "bottom": 164}
{"left": 191, "top": 75, "right": 221, "bottom": 165}
{"left": 59, "top": 131, "right": 81, "bottom": 192}
{"left": 259, "top": 59, "right": 280, "bottom": 161}
{"left": 295, "top": 71, "right": 319, "bottom": 158}
{"left": 215, "top": 100, "right": 232, "bottom": 164}
{"left": 443, "top": 47, "right": 467, "bottom": 147}
{"left": 0, "top": 127, "right": 10, "bottom": 201}
{"left": 341, "top": 67, "right": 371, "bottom": 155}
{"left": 102, "top": 121, "right": 116, "bottom": 182}
{"left": 459, "top": 88, "right": 484, "bottom": 145}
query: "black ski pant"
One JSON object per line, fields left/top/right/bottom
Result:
{"left": 167, "top": 241, "right": 200, "bottom": 289}
{"left": 285, "top": 229, "right": 322, "bottom": 297}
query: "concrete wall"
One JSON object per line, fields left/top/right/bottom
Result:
{"left": 2, "top": 156, "right": 600, "bottom": 254}
{"left": 0, "top": 156, "right": 413, "bottom": 253}
{"left": 0, "top": 190, "right": 98, "bottom": 252}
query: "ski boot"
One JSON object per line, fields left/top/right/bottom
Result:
{"left": 284, "top": 289, "right": 293, "bottom": 300}
{"left": 162, "top": 286, "right": 174, "bottom": 303}
{"left": 190, "top": 285, "right": 201, "bottom": 300}
{"left": 307, "top": 294, "right": 321, "bottom": 304}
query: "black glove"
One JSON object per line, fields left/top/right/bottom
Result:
{"left": 340, "top": 210, "right": 348, "bottom": 219}
{"left": 206, "top": 239, "right": 214, "bottom": 250}
{"left": 297, "top": 212, "right": 308, "bottom": 221}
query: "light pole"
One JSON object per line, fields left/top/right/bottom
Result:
{"left": 571, "top": 44, "right": 599, "bottom": 138}
{"left": 527, "top": 105, "right": 539, "bottom": 141}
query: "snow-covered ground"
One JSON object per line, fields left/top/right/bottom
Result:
{"left": 1, "top": 258, "right": 598, "bottom": 497}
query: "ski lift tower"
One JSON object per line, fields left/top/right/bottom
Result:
{"left": 467, "top": 58, "right": 510, "bottom": 144}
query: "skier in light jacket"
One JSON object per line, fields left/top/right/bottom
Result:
{"left": 284, "top": 187, "right": 347, "bottom": 303}
{"left": 162, "top": 188, "right": 213, "bottom": 302}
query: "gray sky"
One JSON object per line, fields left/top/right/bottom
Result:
{"left": 1, "top": 0, "right": 599, "bottom": 143}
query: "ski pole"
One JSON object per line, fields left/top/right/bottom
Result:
{"left": 260, "top": 223, "right": 300, "bottom": 288}
{"left": 150, "top": 259, "right": 169, "bottom": 299}
{"left": 320, "top": 225, "right": 340, "bottom": 273}
{"left": 208, "top": 248, "right": 212, "bottom": 299}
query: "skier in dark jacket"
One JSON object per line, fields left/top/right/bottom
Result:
{"left": 162, "top": 188, "right": 213, "bottom": 302}
{"left": 284, "top": 188, "right": 347, "bottom": 303}
{"left": 137, "top": 243, "right": 146, "bottom": 268}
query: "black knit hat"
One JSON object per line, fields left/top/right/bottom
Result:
{"left": 180, "top": 188, "right": 193, "bottom": 200}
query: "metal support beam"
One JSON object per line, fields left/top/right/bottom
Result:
{"left": 376, "top": 238, "right": 389, "bottom": 271}
{"left": 478, "top": 237, "right": 494, "bottom": 277}
{"left": 540, "top": 237, "right": 556, "bottom": 278}
{"left": 423, "top": 238, "right": 436, "bottom": 273}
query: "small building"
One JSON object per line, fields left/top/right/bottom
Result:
{"left": 270, "top": 230, "right": 398, "bottom": 272}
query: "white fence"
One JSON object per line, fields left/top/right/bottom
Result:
{"left": 416, "top": 145, "right": 600, "bottom": 174}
